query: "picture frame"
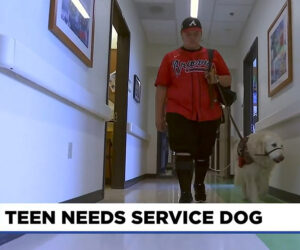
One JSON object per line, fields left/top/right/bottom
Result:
{"left": 267, "top": 0, "right": 293, "bottom": 97}
{"left": 133, "top": 75, "right": 141, "bottom": 103}
{"left": 49, "top": 0, "right": 96, "bottom": 67}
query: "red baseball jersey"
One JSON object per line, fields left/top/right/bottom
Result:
{"left": 155, "top": 47, "right": 230, "bottom": 122}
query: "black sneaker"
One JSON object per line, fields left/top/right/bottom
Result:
{"left": 194, "top": 183, "right": 206, "bottom": 202}
{"left": 179, "top": 192, "right": 193, "bottom": 203}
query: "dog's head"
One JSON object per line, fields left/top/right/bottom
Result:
{"left": 256, "top": 133, "right": 285, "bottom": 163}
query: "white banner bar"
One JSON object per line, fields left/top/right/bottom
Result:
{"left": 0, "top": 204, "right": 299, "bottom": 232}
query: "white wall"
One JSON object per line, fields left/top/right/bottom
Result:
{"left": 146, "top": 67, "right": 159, "bottom": 174}
{"left": 0, "top": 0, "right": 148, "bottom": 203}
{"left": 0, "top": 0, "right": 112, "bottom": 202}
{"left": 232, "top": 0, "right": 300, "bottom": 195}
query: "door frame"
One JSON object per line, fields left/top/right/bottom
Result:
{"left": 243, "top": 37, "right": 258, "bottom": 137}
{"left": 103, "top": 0, "right": 130, "bottom": 189}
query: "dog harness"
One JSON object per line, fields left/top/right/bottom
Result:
{"left": 237, "top": 137, "right": 284, "bottom": 167}
{"left": 237, "top": 137, "right": 253, "bottom": 168}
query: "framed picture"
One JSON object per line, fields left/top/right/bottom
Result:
{"left": 268, "top": 0, "right": 293, "bottom": 97}
{"left": 133, "top": 75, "right": 141, "bottom": 103}
{"left": 49, "top": 0, "right": 96, "bottom": 67}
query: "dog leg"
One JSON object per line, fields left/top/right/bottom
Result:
{"left": 243, "top": 173, "right": 259, "bottom": 203}
{"left": 249, "top": 178, "right": 260, "bottom": 203}
{"left": 242, "top": 182, "right": 248, "bottom": 201}
{"left": 244, "top": 177, "right": 252, "bottom": 202}
{"left": 258, "top": 175, "right": 269, "bottom": 200}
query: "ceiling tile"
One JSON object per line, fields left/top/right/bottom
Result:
{"left": 213, "top": 4, "right": 253, "bottom": 22}
{"left": 141, "top": 20, "right": 178, "bottom": 45}
{"left": 135, "top": 2, "right": 176, "bottom": 20}
{"left": 209, "top": 21, "right": 243, "bottom": 46}
{"left": 133, "top": 0, "right": 257, "bottom": 47}
{"left": 198, "top": 0, "right": 216, "bottom": 22}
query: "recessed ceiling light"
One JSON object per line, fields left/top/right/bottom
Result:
{"left": 190, "top": 0, "right": 199, "bottom": 18}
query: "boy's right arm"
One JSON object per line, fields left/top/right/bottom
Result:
{"left": 155, "top": 85, "right": 167, "bottom": 132}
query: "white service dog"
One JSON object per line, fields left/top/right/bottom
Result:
{"left": 234, "top": 131, "right": 285, "bottom": 202}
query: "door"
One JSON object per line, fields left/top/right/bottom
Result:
{"left": 243, "top": 37, "right": 259, "bottom": 137}
{"left": 103, "top": 0, "right": 131, "bottom": 189}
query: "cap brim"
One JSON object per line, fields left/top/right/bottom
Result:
{"left": 181, "top": 27, "right": 202, "bottom": 32}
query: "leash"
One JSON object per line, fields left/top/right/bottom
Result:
{"left": 228, "top": 108, "right": 243, "bottom": 140}
{"left": 208, "top": 108, "right": 242, "bottom": 173}
{"left": 218, "top": 98, "right": 243, "bottom": 141}
{"left": 209, "top": 163, "right": 231, "bottom": 172}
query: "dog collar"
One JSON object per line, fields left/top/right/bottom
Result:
{"left": 237, "top": 137, "right": 254, "bottom": 167}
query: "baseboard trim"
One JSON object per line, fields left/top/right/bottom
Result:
{"left": 269, "top": 186, "right": 300, "bottom": 203}
{"left": 0, "top": 189, "right": 104, "bottom": 246}
{"left": 61, "top": 189, "right": 104, "bottom": 203}
{"left": 124, "top": 174, "right": 148, "bottom": 189}
{"left": 124, "top": 173, "right": 176, "bottom": 189}
{"left": 150, "top": 173, "right": 175, "bottom": 179}
{"left": 144, "top": 174, "right": 159, "bottom": 179}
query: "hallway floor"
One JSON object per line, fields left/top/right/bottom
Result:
{"left": 94, "top": 172, "right": 300, "bottom": 250}
{"left": 101, "top": 171, "right": 284, "bottom": 203}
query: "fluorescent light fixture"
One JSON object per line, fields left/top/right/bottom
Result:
{"left": 71, "top": 0, "right": 90, "bottom": 19}
{"left": 190, "top": 0, "right": 199, "bottom": 18}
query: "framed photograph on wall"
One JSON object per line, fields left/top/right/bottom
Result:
{"left": 133, "top": 75, "right": 141, "bottom": 103}
{"left": 268, "top": 0, "right": 293, "bottom": 97}
{"left": 49, "top": 0, "right": 96, "bottom": 67}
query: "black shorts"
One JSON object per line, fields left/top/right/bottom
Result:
{"left": 166, "top": 113, "right": 221, "bottom": 159}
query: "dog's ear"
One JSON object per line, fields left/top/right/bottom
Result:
{"left": 255, "top": 138, "right": 266, "bottom": 155}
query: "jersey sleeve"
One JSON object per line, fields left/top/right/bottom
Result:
{"left": 155, "top": 54, "right": 172, "bottom": 87}
{"left": 213, "top": 50, "right": 231, "bottom": 76}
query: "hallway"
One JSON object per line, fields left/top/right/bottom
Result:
{"left": 1, "top": 0, "right": 299, "bottom": 204}
{"left": 1, "top": 0, "right": 300, "bottom": 248}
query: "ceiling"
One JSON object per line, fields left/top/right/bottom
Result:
{"left": 133, "top": 0, "right": 257, "bottom": 47}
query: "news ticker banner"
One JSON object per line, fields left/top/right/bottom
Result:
{"left": 0, "top": 203, "right": 299, "bottom": 232}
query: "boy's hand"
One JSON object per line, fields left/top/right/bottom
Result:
{"left": 205, "top": 65, "right": 219, "bottom": 85}
{"left": 156, "top": 116, "right": 167, "bottom": 132}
